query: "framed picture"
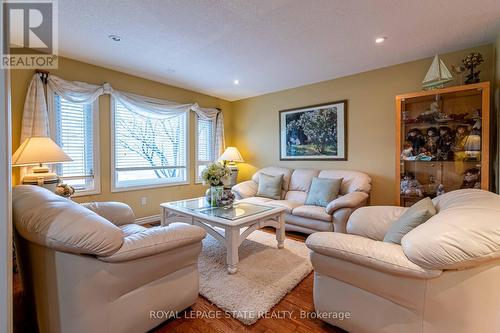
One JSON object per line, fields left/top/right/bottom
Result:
{"left": 279, "top": 100, "right": 347, "bottom": 160}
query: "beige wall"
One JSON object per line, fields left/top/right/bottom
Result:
{"left": 11, "top": 57, "right": 232, "bottom": 218}
{"left": 231, "top": 44, "right": 495, "bottom": 205}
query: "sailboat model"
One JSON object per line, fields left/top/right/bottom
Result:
{"left": 422, "top": 54, "right": 453, "bottom": 90}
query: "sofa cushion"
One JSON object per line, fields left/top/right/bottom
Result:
{"left": 285, "top": 190, "right": 307, "bottom": 203}
{"left": 383, "top": 197, "right": 436, "bottom": 244}
{"left": 289, "top": 169, "right": 320, "bottom": 192}
{"left": 305, "top": 177, "right": 342, "bottom": 207}
{"left": 286, "top": 213, "right": 333, "bottom": 231}
{"left": 252, "top": 166, "right": 293, "bottom": 193}
{"left": 403, "top": 189, "right": 500, "bottom": 270}
{"left": 318, "top": 170, "right": 371, "bottom": 195}
{"left": 256, "top": 173, "right": 283, "bottom": 199}
{"left": 238, "top": 197, "right": 274, "bottom": 205}
{"left": 347, "top": 206, "right": 408, "bottom": 241}
{"left": 292, "top": 205, "right": 332, "bottom": 222}
{"left": 266, "top": 200, "right": 303, "bottom": 214}
{"left": 12, "top": 185, "right": 123, "bottom": 257}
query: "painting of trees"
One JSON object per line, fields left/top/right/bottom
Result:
{"left": 281, "top": 101, "right": 346, "bottom": 160}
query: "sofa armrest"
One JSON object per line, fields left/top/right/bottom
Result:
{"left": 232, "top": 180, "right": 258, "bottom": 199}
{"left": 325, "top": 192, "right": 369, "bottom": 215}
{"left": 81, "top": 201, "right": 135, "bottom": 227}
{"left": 306, "top": 232, "right": 441, "bottom": 279}
{"left": 98, "top": 223, "right": 206, "bottom": 263}
{"left": 346, "top": 206, "right": 408, "bottom": 241}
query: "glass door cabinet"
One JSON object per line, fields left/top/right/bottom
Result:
{"left": 396, "top": 82, "right": 490, "bottom": 206}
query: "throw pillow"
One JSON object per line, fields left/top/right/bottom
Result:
{"left": 383, "top": 197, "right": 436, "bottom": 244}
{"left": 256, "top": 173, "right": 283, "bottom": 200}
{"left": 305, "top": 177, "right": 343, "bottom": 207}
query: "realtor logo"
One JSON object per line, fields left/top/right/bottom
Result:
{"left": 2, "top": 0, "right": 58, "bottom": 69}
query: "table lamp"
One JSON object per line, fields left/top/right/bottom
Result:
{"left": 218, "top": 147, "right": 244, "bottom": 187}
{"left": 12, "top": 136, "right": 73, "bottom": 192}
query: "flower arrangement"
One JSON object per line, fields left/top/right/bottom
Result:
{"left": 201, "top": 162, "right": 232, "bottom": 187}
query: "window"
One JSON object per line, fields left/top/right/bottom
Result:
{"left": 112, "top": 99, "right": 188, "bottom": 191}
{"left": 49, "top": 93, "right": 100, "bottom": 195}
{"left": 195, "top": 116, "right": 216, "bottom": 182}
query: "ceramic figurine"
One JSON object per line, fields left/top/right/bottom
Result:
{"left": 436, "top": 184, "right": 445, "bottom": 196}
{"left": 401, "top": 143, "right": 414, "bottom": 160}
{"left": 406, "top": 128, "right": 425, "bottom": 153}
{"left": 461, "top": 168, "right": 481, "bottom": 189}
{"left": 424, "top": 127, "right": 438, "bottom": 156}
{"left": 436, "top": 126, "right": 454, "bottom": 161}
{"left": 453, "top": 125, "right": 469, "bottom": 160}
{"left": 55, "top": 183, "right": 75, "bottom": 198}
{"left": 400, "top": 172, "right": 424, "bottom": 197}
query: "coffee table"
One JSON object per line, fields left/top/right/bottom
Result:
{"left": 160, "top": 198, "right": 286, "bottom": 274}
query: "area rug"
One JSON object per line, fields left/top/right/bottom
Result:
{"left": 198, "top": 230, "right": 312, "bottom": 325}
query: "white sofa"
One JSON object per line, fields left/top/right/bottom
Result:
{"left": 306, "top": 189, "right": 500, "bottom": 333}
{"left": 232, "top": 167, "right": 371, "bottom": 234}
{"left": 12, "top": 185, "right": 207, "bottom": 333}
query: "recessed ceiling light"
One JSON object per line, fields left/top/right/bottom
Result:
{"left": 375, "top": 36, "right": 387, "bottom": 44}
{"left": 108, "top": 34, "right": 121, "bottom": 42}
{"left": 233, "top": 79, "right": 240, "bottom": 85}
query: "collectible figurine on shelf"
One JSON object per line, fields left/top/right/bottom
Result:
{"left": 415, "top": 147, "right": 433, "bottom": 161}
{"left": 453, "top": 125, "right": 469, "bottom": 161}
{"left": 436, "top": 126, "right": 454, "bottom": 161}
{"left": 401, "top": 143, "right": 414, "bottom": 160}
{"left": 400, "top": 172, "right": 424, "bottom": 197}
{"left": 436, "top": 184, "right": 445, "bottom": 196}
{"left": 464, "top": 121, "right": 481, "bottom": 161}
{"left": 422, "top": 175, "right": 437, "bottom": 196}
{"left": 406, "top": 128, "right": 425, "bottom": 153}
{"left": 424, "top": 127, "right": 438, "bottom": 156}
{"left": 460, "top": 168, "right": 481, "bottom": 189}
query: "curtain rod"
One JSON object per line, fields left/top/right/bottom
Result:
{"left": 36, "top": 69, "right": 49, "bottom": 84}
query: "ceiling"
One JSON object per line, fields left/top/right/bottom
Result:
{"left": 59, "top": 0, "right": 500, "bottom": 101}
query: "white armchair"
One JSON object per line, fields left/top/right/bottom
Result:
{"left": 13, "top": 185, "right": 207, "bottom": 333}
{"left": 306, "top": 189, "right": 500, "bottom": 333}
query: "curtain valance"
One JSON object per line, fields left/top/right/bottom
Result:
{"left": 21, "top": 74, "right": 226, "bottom": 156}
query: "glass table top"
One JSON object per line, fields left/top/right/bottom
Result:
{"left": 168, "top": 197, "right": 274, "bottom": 221}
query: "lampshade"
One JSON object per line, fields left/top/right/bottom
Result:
{"left": 12, "top": 136, "right": 73, "bottom": 166}
{"left": 218, "top": 147, "right": 244, "bottom": 163}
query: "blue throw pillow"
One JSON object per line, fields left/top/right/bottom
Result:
{"left": 305, "top": 177, "right": 343, "bottom": 207}
{"left": 256, "top": 173, "right": 283, "bottom": 200}
{"left": 383, "top": 197, "right": 436, "bottom": 244}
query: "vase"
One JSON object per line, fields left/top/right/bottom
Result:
{"left": 209, "top": 185, "right": 224, "bottom": 207}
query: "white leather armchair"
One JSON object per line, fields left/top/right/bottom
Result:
{"left": 13, "top": 185, "right": 207, "bottom": 333}
{"left": 306, "top": 189, "right": 500, "bottom": 333}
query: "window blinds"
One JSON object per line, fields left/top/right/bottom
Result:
{"left": 113, "top": 101, "right": 187, "bottom": 188}
{"left": 196, "top": 117, "right": 215, "bottom": 180}
{"left": 53, "top": 94, "right": 95, "bottom": 190}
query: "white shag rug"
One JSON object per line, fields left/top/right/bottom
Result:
{"left": 198, "top": 230, "right": 312, "bottom": 325}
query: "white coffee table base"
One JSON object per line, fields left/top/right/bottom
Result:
{"left": 161, "top": 208, "right": 286, "bottom": 274}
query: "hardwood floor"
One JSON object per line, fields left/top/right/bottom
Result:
{"left": 151, "top": 229, "right": 345, "bottom": 333}
{"left": 14, "top": 229, "right": 346, "bottom": 333}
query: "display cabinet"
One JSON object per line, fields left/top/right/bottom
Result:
{"left": 395, "top": 82, "right": 490, "bottom": 206}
